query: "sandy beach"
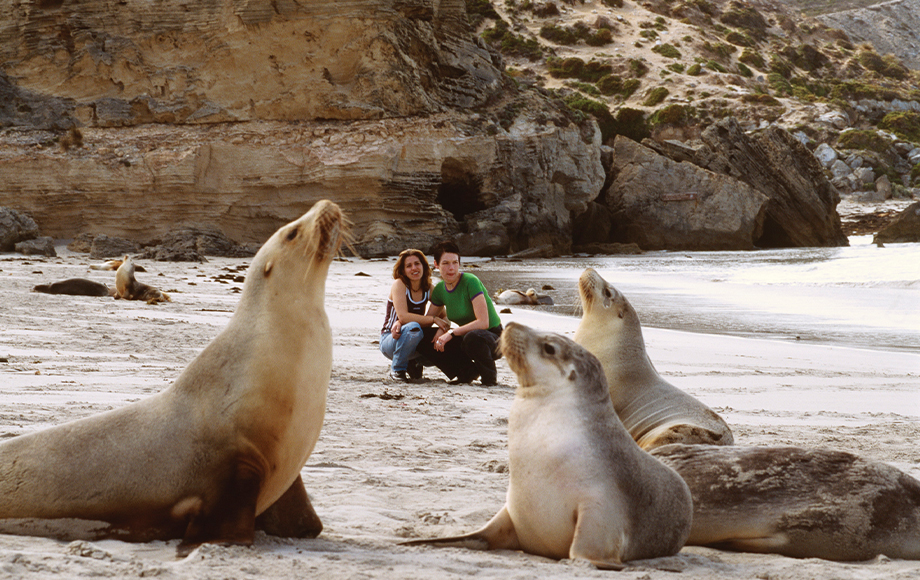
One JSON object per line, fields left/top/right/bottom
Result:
{"left": 0, "top": 246, "right": 918, "bottom": 579}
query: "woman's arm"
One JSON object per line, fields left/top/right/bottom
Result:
{"left": 438, "top": 294, "right": 489, "bottom": 351}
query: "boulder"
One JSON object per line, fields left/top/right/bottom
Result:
{"left": 873, "top": 201, "right": 920, "bottom": 244}
{"left": 67, "top": 233, "right": 96, "bottom": 253}
{"left": 698, "top": 117, "right": 848, "bottom": 247}
{"left": 830, "top": 159, "right": 852, "bottom": 180}
{"left": 604, "top": 136, "right": 769, "bottom": 251}
{"left": 869, "top": 175, "right": 893, "bottom": 202}
{"left": 139, "top": 226, "right": 256, "bottom": 261}
{"left": 0, "top": 207, "right": 40, "bottom": 251}
{"left": 14, "top": 236, "right": 56, "bottom": 257}
{"left": 813, "top": 143, "right": 838, "bottom": 167}
{"left": 89, "top": 235, "right": 140, "bottom": 260}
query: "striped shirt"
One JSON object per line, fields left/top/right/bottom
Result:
{"left": 381, "top": 287, "right": 429, "bottom": 334}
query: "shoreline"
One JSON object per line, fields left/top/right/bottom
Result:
{"left": 0, "top": 250, "right": 917, "bottom": 578}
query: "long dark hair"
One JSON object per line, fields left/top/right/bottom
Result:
{"left": 393, "top": 249, "right": 432, "bottom": 291}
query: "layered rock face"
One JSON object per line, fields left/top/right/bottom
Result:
{"left": 0, "top": 0, "right": 502, "bottom": 127}
{"left": 0, "top": 114, "right": 603, "bottom": 257}
{"left": 0, "top": 0, "right": 605, "bottom": 256}
{"left": 817, "top": 0, "right": 920, "bottom": 71}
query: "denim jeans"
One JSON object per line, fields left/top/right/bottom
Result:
{"left": 379, "top": 322, "right": 425, "bottom": 372}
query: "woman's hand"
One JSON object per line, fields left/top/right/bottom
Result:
{"left": 391, "top": 320, "right": 402, "bottom": 339}
{"left": 432, "top": 316, "right": 450, "bottom": 332}
{"left": 433, "top": 329, "right": 452, "bottom": 352}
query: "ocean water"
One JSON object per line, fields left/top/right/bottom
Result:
{"left": 476, "top": 236, "right": 920, "bottom": 354}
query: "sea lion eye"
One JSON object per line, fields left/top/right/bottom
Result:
{"left": 286, "top": 227, "right": 299, "bottom": 241}
{"left": 543, "top": 343, "right": 555, "bottom": 356}
{"left": 603, "top": 287, "right": 612, "bottom": 298}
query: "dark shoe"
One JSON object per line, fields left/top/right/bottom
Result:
{"left": 449, "top": 370, "right": 478, "bottom": 385}
{"left": 479, "top": 375, "right": 498, "bottom": 387}
{"left": 388, "top": 369, "right": 409, "bottom": 382}
{"left": 407, "top": 359, "right": 424, "bottom": 380}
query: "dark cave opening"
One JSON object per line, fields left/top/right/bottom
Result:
{"left": 437, "top": 158, "right": 486, "bottom": 228}
{"left": 755, "top": 214, "right": 794, "bottom": 248}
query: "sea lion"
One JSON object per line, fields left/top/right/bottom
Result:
{"left": 404, "top": 322, "right": 692, "bottom": 569}
{"left": 495, "top": 288, "right": 554, "bottom": 306}
{"left": 650, "top": 443, "right": 920, "bottom": 561}
{"left": 90, "top": 258, "right": 145, "bottom": 272}
{"left": 114, "top": 256, "right": 170, "bottom": 304}
{"left": 0, "top": 200, "right": 345, "bottom": 555}
{"left": 574, "top": 268, "right": 733, "bottom": 450}
{"left": 32, "top": 278, "right": 115, "bottom": 297}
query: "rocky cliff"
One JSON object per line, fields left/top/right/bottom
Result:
{"left": 816, "top": 0, "right": 920, "bottom": 71}
{"left": 0, "top": 0, "right": 606, "bottom": 256}
{"left": 0, "top": 0, "right": 503, "bottom": 126}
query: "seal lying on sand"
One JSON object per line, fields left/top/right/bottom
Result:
{"left": 33, "top": 278, "right": 115, "bottom": 297}
{"left": 650, "top": 443, "right": 920, "bottom": 561}
{"left": 0, "top": 200, "right": 345, "bottom": 555}
{"left": 574, "top": 268, "right": 733, "bottom": 450}
{"left": 495, "top": 288, "right": 554, "bottom": 306}
{"left": 405, "top": 322, "right": 692, "bottom": 569}
{"left": 114, "top": 256, "right": 170, "bottom": 304}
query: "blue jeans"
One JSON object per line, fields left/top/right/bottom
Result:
{"left": 380, "top": 322, "right": 425, "bottom": 372}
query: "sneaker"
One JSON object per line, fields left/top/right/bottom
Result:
{"left": 388, "top": 369, "right": 409, "bottom": 382}
{"left": 407, "top": 359, "right": 424, "bottom": 380}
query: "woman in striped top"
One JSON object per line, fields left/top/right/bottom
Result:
{"left": 380, "top": 249, "right": 449, "bottom": 382}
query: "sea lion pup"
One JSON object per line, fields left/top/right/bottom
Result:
{"left": 495, "top": 288, "right": 554, "bottom": 306}
{"left": 404, "top": 322, "right": 692, "bottom": 569}
{"left": 114, "top": 255, "right": 170, "bottom": 304}
{"left": 574, "top": 268, "right": 733, "bottom": 450}
{"left": 0, "top": 200, "right": 345, "bottom": 555}
{"left": 33, "top": 278, "right": 115, "bottom": 297}
{"left": 650, "top": 443, "right": 920, "bottom": 561}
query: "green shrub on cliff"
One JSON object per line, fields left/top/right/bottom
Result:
{"left": 837, "top": 130, "right": 893, "bottom": 153}
{"left": 879, "top": 112, "right": 920, "bottom": 143}
{"left": 482, "top": 20, "right": 543, "bottom": 60}
{"left": 648, "top": 104, "right": 694, "bottom": 127}
{"left": 611, "top": 107, "right": 651, "bottom": 143}
{"left": 739, "top": 48, "right": 765, "bottom": 70}
{"left": 652, "top": 43, "right": 682, "bottom": 59}
{"left": 858, "top": 50, "right": 909, "bottom": 80}
{"left": 642, "top": 87, "right": 670, "bottom": 107}
{"left": 563, "top": 94, "right": 616, "bottom": 141}
{"left": 548, "top": 57, "right": 613, "bottom": 83}
{"left": 597, "top": 75, "right": 641, "bottom": 98}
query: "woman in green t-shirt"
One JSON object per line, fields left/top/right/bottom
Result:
{"left": 416, "top": 241, "right": 503, "bottom": 386}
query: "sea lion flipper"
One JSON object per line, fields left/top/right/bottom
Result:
{"left": 177, "top": 462, "right": 261, "bottom": 557}
{"left": 255, "top": 474, "right": 323, "bottom": 539}
{"left": 569, "top": 505, "right": 626, "bottom": 570}
{"left": 401, "top": 505, "right": 521, "bottom": 551}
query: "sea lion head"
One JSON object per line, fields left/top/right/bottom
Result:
{"left": 500, "top": 322, "right": 608, "bottom": 399}
{"left": 577, "top": 268, "right": 635, "bottom": 320}
{"left": 246, "top": 200, "right": 346, "bottom": 301}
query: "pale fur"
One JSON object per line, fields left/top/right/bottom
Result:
{"left": 574, "top": 268, "right": 733, "bottom": 450}
{"left": 0, "top": 200, "right": 343, "bottom": 551}
{"left": 405, "top": 322, "right": 692, "bottom": 569}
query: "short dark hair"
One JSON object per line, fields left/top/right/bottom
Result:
{"left": 431, "top": 240, "right": 460, "bottom": 265}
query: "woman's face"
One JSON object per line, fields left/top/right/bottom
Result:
{"left": 437, "top": 252, "right": 461, "bottom": 284}
{"left": 403, "top": 255, "right": 424, "bottom": 284}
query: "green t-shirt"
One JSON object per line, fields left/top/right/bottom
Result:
{"left": 431, "top": 273, "right": 502, "bottom": 329}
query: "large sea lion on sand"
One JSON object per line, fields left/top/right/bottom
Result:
{"left": 405, "top": 322, "right": 692, "bottom": 569}
{"left": 494, "top": 288, "right": 554, "bottom": 306}
{"left": 650, "top": 443, "right": 920, "bottom": 561}
{"left": 32, "top": 278, "right": 115, "bottom": 297}
{"left": 114, "top": 256, "right": 170, "bottom": 304}
{"left": 0, "top": 200, "right": 345, "bottom": 555}
{"left": 574, "top": 268, "right": 733, "bottom": 450}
